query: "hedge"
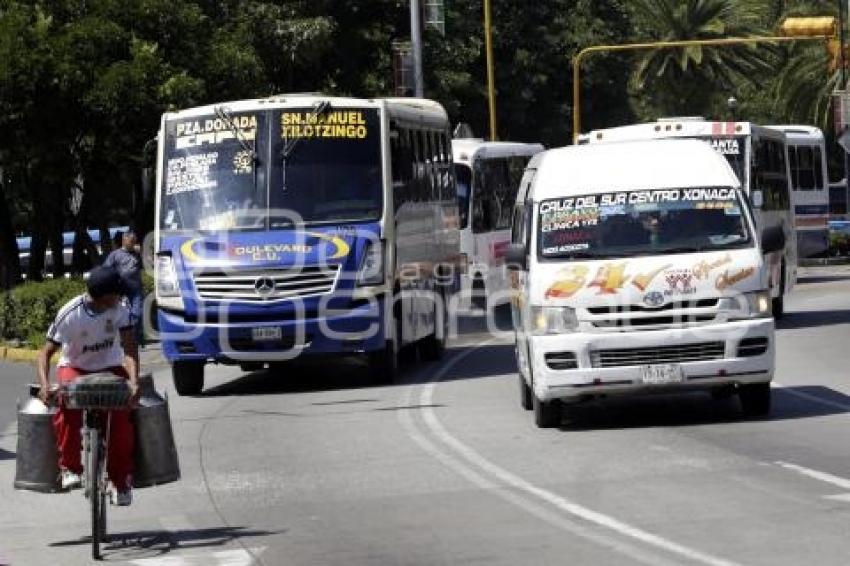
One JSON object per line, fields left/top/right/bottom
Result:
{"left": 0, "top": 278, "right": 87, "bottom": 347}
{"left": 0, "top": 272, "right": 155, "bottom": 348}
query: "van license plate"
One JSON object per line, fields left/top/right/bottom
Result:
{"left": 640, "top": 364, "right": 683, "bottom": 385}
{"left": 252, "top": 327, "right": 282, "bottom": 342}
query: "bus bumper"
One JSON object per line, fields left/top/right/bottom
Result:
{"left": 157, "top": 301, "right": 387, "bottom": 363}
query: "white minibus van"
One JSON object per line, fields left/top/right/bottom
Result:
{"left": 507, "top": 140, "right": 783, "bottom": 428}
{"left": 453, "top": 139, "right": 543, "bottom": 310}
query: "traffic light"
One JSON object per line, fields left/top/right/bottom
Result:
{"left": 779, "top": 16, "right": 837, "bottom": 38}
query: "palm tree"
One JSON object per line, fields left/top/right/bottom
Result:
{"left": 628, "top": 0, "right": 776, "bottom": 118}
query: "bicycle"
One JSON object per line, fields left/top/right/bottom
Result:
{"left": 53, "top": 374, "right": 132, "bottom": 561}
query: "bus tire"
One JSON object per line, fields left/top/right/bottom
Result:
{"left": 172, "top": 361, "right": 205, "bottom": 396}
{"left": 369, "top": 306, "right": 400, "bottom": 385}
{"left": 519, "top": 373, "right": 533, "bottom": 411}
{"left": 420, "top": 290, "right": 447, "bottom": 361}
{"left": 772, "top": 263, "right": 785, "bottom": 320}
{"left": 533, "top": 394, "right": 562, "bottom": 429}
{"left": 739, "top": 383, "right": 771, "bottom": 417}
{"left": 472, "top": 275, "right": 487, "bottom": 312}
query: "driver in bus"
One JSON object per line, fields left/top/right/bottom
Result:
{"left": 36, "top": 266, "right": 141, "bottom": 505}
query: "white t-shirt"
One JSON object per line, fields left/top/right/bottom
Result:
{"left": 46, "top": 294, "right": 133, "bottom": 371}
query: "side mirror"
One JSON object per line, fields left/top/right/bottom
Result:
{"left": 760, "top": 225, "right": 785, "bottom": 254}
{"left": 505, "top": 243, "right": 527, "bottom": 271}
{"left": 751, "top": 190, "right": 764, "bottom": 208}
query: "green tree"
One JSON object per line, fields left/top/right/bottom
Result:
{"left": 627, "top": 0, "right": 776, "bottom": 119}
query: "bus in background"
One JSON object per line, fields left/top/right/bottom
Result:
{"left": 770, "top": 126, "right": 830, "bottom": 258}
{"left": 581, "top": 119, "right": 797, "bottom": 317}
{"left": 453, "top": 139, "right": 543, "bottom": 310}
{"left": 154, "top": 95, "right": 460, "bottom": 395}
{"left": 17, "top": 226, "right": 127, "bottom": 278}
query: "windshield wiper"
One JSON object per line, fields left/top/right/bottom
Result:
{"left": 545, "top": 251, "right": 605, "bottom": 260}
{"left": 214, "top": 105, "right": 257, "bottom": 161}
{"left": 281, "top": 100, "right": 331, "bottom": 159}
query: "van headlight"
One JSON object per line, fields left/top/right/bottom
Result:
{"left": 531, "top": 306, "right": 579, "bottom": 335}
{"left": 728, "top": 291, "right": 772, "bottom": 319}
{"left": 356, "top": 241, "right": 384, "bottom": 287}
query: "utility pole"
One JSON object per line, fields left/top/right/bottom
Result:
{"left": 410, "top": 0, "right": 424, "bottom": 98}
{"left": 839, "top": 0, "right": 847, "bottom": 88}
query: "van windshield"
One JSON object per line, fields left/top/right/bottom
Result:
{"left": 538, "top": 188, "right": 752, "bottom": 260}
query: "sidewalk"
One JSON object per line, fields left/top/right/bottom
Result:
{"left": 0, "top": 342, "right": 166, "bottom": 369}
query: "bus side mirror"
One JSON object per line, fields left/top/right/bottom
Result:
{"left": 751, "top": 190, "right": 764, "bottom": 208}
{"left": 505, "top": 244, "right": 527, "bottom": 271}
{"left": 761, "top": 225, "right": 785, "bottom": 254}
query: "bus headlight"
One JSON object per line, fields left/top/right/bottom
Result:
{"left": 155, "top": 253, "right": 182, "bottom": 298}
{"left": 356, "top": 241, "right": 384, "bottom": 287}
{"left": 531, "top": 306, "right": 579, "bottom": 335}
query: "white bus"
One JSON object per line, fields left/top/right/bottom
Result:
{"left": 453, "top": 139, "right": 543, "bottom": 310}
{"left": 770, "top": 125, "right": 830, "bottom": 258}
{"left": 581, "top": 119, "right": 797, "bottom": 317}
{"left": 154, "top": 95, "right": 461, "bottom": 393}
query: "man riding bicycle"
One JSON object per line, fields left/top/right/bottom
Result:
{"left": 37, "top": 265, "right": 141, "bottom": 505}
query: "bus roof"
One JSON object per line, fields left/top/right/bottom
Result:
{"left": 584, "top": 119, "right": 786, "bottom": 145}
{"left": 531, "top": 139, "right": 740, "bottom": 201}
{"left": 768, "top": 125, "right": 825, "bottom": 142}
{"left": 452, "top": 139, "right": 544, "bottom": 164}
{"left": 163, "top": 95, "right": 448, "bottom": 124}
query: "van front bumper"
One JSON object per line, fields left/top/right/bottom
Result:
{"left": 529, "top": 319, "right": 774, "bottom": 402}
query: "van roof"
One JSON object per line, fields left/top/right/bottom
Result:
{"left": 530, "top": 139, "right": 740, "bottom": 201}
{"left": 452, "top": 139, "right": 544, "bottom": 163}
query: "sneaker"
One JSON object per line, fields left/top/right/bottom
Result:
{"left": 111, "top": 487, "right": 132, "bottom": 506}
{"left": 60, "top": 469, "right": 82, "bottom": 490}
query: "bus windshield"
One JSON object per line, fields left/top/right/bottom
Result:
{"left": 160, "top": 111, "right": 266, "bottom": 232}
{"left": 538, "top": 188, "right": 752, "bottom": 260}
{"left": 270, "top": 108, "right": 382, "bottom": 228}
{"left": 455, "top": 163, "right": 472, "bottom": 229}
{"left": 159, "top": 106, "right": 383, "bottom": 232}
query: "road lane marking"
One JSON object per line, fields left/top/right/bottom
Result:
{"left": 406, "top": 344, "right": 742, "bottom": 566}
{"left": 775, "top": 461, "right": 850, "bottom": 490}
{"left": 398, "top": 382, "right": 682, "bottom": 566}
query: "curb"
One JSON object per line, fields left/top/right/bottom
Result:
{"left": 799, "top": 257, "right": 850, "bottom": 267}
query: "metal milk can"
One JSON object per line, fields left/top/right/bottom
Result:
{"left": 14, "top": 384, "right": 60, "bottom": 493}
{"left": 132, "top": 373, "right": 181, "bottom": 488}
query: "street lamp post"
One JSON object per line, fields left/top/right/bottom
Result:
{"left": 410, "top": 0, "right": 424, "bottom": 98}
{"left": 484, "top": 0, "right": 498, "bottom": 140}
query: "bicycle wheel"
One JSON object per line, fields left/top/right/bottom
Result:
{"left": 88, "top": 427, "right": 102, "bottom": 561}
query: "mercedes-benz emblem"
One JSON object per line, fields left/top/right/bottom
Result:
{"left": 254, "top": 276, "right": 276, "bottom": 297}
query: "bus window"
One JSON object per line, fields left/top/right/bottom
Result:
{"left": 812, "top": 147, "right": 825, "bottom": 191}
{"left": 455, "top": 164, "right": 471, "bottom": 229}
{"left": 754, "top": 139, "right": 790, "bottom": 211}
{"left": 797, "top": 146, "right": 815, "bottom": 190}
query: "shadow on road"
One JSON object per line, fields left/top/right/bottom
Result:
{"left": 0, "top": 448, "right": 15, "bottom": 461}
{"left": 554, "top": 385, "right": 850, "bottom": 431}
{"left": 49, "top": 525, "right": 280, "bottom": 559}
{"left": 777, "top": 309, "right": 850, "bottom": 330}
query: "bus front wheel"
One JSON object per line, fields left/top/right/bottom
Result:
{"left": 172, "top": 361, "right": 205, "bottom": 396}
{"left": 772, "top": 263, "right": 786, "bottom": 320}
{"left": 369, "top": 311, "right": 400, "bottom": 385}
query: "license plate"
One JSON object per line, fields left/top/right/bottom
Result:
{"left": 251, "top": 327, "right": 282, "bottom": 342}
{"left": 640, "top": 364, "right": 683, "bottom": 385}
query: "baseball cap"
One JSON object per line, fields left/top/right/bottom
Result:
{"left": 87, "top": 266, "right": 125, "bottom": 298}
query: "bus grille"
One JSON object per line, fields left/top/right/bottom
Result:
{"left": 193, "top": 266, "right": 340, "bottom": 303}
{"left": 590, "top": 342, "right": 725, "bottom": 368}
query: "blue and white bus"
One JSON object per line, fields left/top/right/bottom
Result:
{"left": 153, "top": 95, "right": 461, "bottom": 394}
{"left": 770, "top": 125, "right": 830, "bottom": 258}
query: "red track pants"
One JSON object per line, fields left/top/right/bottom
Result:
{"left": 53, "top": 366, "right": 134, "bottom": 489}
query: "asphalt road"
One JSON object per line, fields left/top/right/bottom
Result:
{"left": 1, "top": 265, "right": 850, "bottom": 566}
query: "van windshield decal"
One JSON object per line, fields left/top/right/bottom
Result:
{"left": 538, "top": 188, "right": 751, "bottom": 260}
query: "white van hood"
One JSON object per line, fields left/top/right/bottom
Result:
{"left": 532, "top": 249, "right": 765, "bottom": 309}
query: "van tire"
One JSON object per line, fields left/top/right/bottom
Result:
{"left": 172, "top": 361, "right": 205, "bottom": 396}
{"left": 739, "top": 383, "right": 771, "bottom": 417}
{"left": 533, "top": 394, "right": 562, "bottom": 428}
